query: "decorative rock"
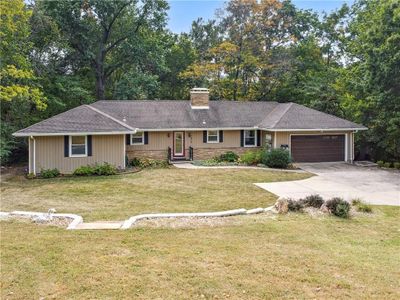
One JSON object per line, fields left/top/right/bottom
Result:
{"left": 274, "top": 197, "right": 289, "bottom": 214}
{"left": 246, "top": 208, "right": 264, "bottom": 215}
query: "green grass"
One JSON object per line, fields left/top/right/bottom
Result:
{"left": 1, "top": 207, "right": 399, "bottom": 299}
{"left": 1, "top": 168, "right": 399, "bottom": 299}
{"left": 1, "top": 168, "right": 310, "bottom": 221}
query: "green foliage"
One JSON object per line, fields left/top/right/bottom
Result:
{"left": 377, "top": 161, "right": 385, "bottom": 167}
{"left": 217, "top": 151, "right": 239, "bottom": 162}
{"left": 40, "top": 168, "right": 60, "bottom": 178}
{"left": 383, "top": 162, "right": 392, "bottom": 168}
{"left": 130, "top": 158, "right": 169, "bottom": 169}
{"left": 301, "top": 194, "right": 324, "bottom": 208}
{"left": 394, "top": 162, "right": 400, "bottom": 170}
{"left": 287, "top": 199, "right": 304, "bottom": 212}
{"left": 73, "top": 163, "right": 117, "bottom": 176}
{"left": 262, "top": 149, "right": 291, "bottom": 169}
{"left": 354, "top": 201, "right": 373, "bottom": 213}
{"left": 325, "top": 197, "right": 350, "bottom": 218}
{"left": 240, "top": 150, "right": 263, "bottom": 165}
{"left": 26, "top": 173, "right": 36, "bottom": 179}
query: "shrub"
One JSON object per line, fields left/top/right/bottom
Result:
{"left": 130, "top": 158, "right": 168, "bottom": 169}
{"left": 301, "top": 194, "right": 324, "bottom": 208}
{"left": 239, "top": 150, "right": 263, "bottom": 165}
{"left": 73, "top": 165, "right": 95, "bottom": 176}
{"left": 40, "top": 168, "right": 60, "bottom": 178}
{"left": 383, "top": 162, "right": 392, "bottom": 168}
{"left": 262, "top": 148, "right": 291, "bottom": 169}
{"left": 93, "top": 163, "right": 117, "bottom": 176}
{"left": 351, "top": 198, "right": 362, "bottom": 206}
{"left": 26, "top": 173, "right": 35, "bottom": 179}
{"left": 325, "top": 197, "right": 350, "bottom": 218}
{"left": 394, "top": 162, "right": 400, "bottom": 169}
{"left": 377, "top": 160, "right": 384, "bottom": 167}
{"left": 217, "top": 151, "right": 239, "bottom": 162}
{"left": 73, "top": 163, "right": 117, "bottom": 176}
{"left": 287, "top": 199, "right": 304, "bottom": 211}
{"left": 356, "top": 203, "right": 373, "bottom": 213}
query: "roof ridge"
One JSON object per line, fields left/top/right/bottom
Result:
{"left": 258, "top": 102, "right": 293, "bottom": 129}
{"left": 85, "top": 105, "right": 136, "bottom": 131}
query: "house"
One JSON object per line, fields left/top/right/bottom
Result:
{"left": 13, "top": 88, "right": 367, "bottom": 174}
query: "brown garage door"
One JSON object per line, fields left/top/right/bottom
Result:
{"left": 291, "top": 135, "right": 345, "bottom": 162}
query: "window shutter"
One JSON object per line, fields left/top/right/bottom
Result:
{"left": 87, "top": 135, "right": 92, "bottom": 156}
{"left": 144, "top": 132, "right": 149, "bottom": 144}
{"left": 240, "top": 130, "right": 244, "bottom": 147}
{"left": 257, "top": 130, "right": 261, "bottom": 146}
{"left": 219, "top": 130, "right": 223, "bottom": 143}
{"left": 203, "top": 131, "right": 207, "bottom": 143}
{"left": 126, "top": 134, "right": 130, "bottom": 145}
{"left": 64, "top": 136, "right": 69, "bottom": 157}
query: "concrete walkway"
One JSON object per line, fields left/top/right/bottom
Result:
{"left": 256, "top": 162, "right": 400, "bottom": 206}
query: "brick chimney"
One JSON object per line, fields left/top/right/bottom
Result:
{"left": 190, "top": 88, "right": 209, "bottom": 109}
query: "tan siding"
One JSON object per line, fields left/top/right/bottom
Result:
{"left": 35, "top": 135, "right": 125, "bottom": 174}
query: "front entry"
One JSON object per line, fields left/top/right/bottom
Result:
{"left": 173, "top": 131, "right": 185, "bottom": 157}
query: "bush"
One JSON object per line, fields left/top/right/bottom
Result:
{"left": 262, "top": 148, "right": 291, "bottom": 169}
{"left": 356, "top": 203, "right": 373, "bottom": 213}
{"left": 26, "top": 173, "right": 35, "bottom": 179}
{"left": 73, "top": 165, "right": 95, "bottom": 176}
{"left": 217, "top": 151, "right": 239, "bottom": 162}
{"left": 394, "top": 162, "right": 400, "bottom": 169}
{"left": 40, "top": 168, "right": 60, "bottom": 178}
{"left": 130, "top": 158, "right": 168, "bottom": 169}
{"left": 239, "top": 150, "right": 263, "bottom": 165}
{"left": 301, "top": 194, "right": 324, "bottom": 208}
{"left": 287, "top": 198, "right": 304, "bottom": 211}
{"left": 377, "top": 160, "right": 384, "bottom": 167}
{"left": 325, "top": 197, "right": 350, "bottom": 218}
{"left": 383, "top": 162, "right": 392, "bottom": 168}
{"left": 73, "top": 163, "right": 117, "bottom": 176}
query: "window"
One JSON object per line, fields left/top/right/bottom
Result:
{"left": 244, "top": 130, "right": 256, "bottom": 147}
{"left": 207, "top": 130, "right": 219, "bottom": 143}
{"left": 131, "top": 132, "right": 144, "bottom": 145}
{"left": 70, "top": 136, "right": 87, "bottom": 157}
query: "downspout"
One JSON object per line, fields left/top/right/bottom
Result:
{"left": 30, "top": 136, "right": 36, "bottom": 175}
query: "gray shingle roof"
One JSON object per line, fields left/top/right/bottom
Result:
{"left": 14, "top": 100, "right": 366, "bottom": 136}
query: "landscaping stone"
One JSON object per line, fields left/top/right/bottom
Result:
{"left": 274, "top": 198, "right": 289, "bottom": 214}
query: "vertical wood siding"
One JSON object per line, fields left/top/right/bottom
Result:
{"left": 34, "top": 135, "right": 124, "bottom": 174}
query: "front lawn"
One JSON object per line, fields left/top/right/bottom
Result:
{"left": 1, "top": 168, "right": 310, "bottom": 221}
{"left": 1, "top": 207, "right": 399, "bottom": 299}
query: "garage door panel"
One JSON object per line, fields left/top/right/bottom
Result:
{"left": 291, "top": 135, "right": 345, "bottom": 162}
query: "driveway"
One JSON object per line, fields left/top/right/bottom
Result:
{"left": 255, "top": 162, "right": 400, "bottom": 206}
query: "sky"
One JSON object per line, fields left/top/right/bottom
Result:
{"left": 167, "top": 0, "right": 355, "bottom": 33}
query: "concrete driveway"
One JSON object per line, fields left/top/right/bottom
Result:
{"left": 255, "top": 162, "right": 400, "bottom": 206}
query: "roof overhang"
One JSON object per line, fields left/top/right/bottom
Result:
{"left": 13, "top": 130, "right": 137, "bottom": 137}
{"left": 264, "top": 128, "right": 368, "bottom": 132}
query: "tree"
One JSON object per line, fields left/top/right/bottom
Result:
{"left": 39, "top": 0, "right": 169, "bottom": 100}
{"left": 0, "top": 0, "right": 46, "bottom": 162}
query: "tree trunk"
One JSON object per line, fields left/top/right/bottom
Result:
{"left": 95, "top": 57, "right": 106, "bottom": 100}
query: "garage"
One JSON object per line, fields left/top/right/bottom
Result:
{"left": 291, "top": 135, "right": 345, "bottom": 162}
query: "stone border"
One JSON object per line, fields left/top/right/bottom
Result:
{"left": 1, "top": 207, "right": 276, "bottom": 230}
{"left": 1, "top": 211, "right": 83, "bottom": 230}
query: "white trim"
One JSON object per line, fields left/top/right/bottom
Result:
{"left": 33, "top": 137, "right": 36, "bottom": 175}
{"left": 130, "top": 132, "right": 144, "bottom": 145}
{"left": 289, "top": 133, "right": 347, "bottom": 162}
{"left": 207, "top": 130, "right": 219, "bottom": 143}
{"left": 13, "top": 131, "right": 135, "bottom": 137}
{"left": 138, "top": 127, "right": 258, "bottom": 132}
{"left": 345, "top": 133, "right": 348, "bottom": 162}
{"left": 123, "top": 135, "right": 126, "bottom": 168}
{"left": 244, "top": 130, "right": 257, "bottom": 147}
{"left": 190, "top": 105, "right": 209, "bottom": 109}
{"left": 69, "top": 135, "right": 88, "bottom": 157}
{"left": 268, "top": 128, "right": 367, "bottom": 132}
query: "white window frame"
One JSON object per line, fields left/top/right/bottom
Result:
{"left": 131, "top": 132, "right": 144, "bottom": 145}
{"left": 69, "top": 135, "right": 88, "bottom": 157}
{"left": 244, "top": 130, "right": 257, "bottom": 147}
{"left": 207, "top": 130, "right": 219, "bottom": 143}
